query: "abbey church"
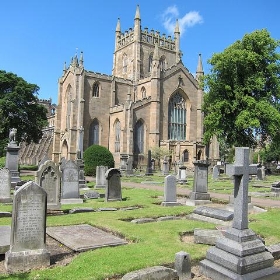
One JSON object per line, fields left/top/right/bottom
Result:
{"left": 19, "top": 6, "right": 219, "bottom": 168}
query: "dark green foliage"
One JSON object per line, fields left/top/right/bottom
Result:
{"left": 0, "top": 157, "right": 5, "bottom": 168}
{"left": 0, "top": 70, "right": 48, "bottom": 156}
{"left": 84, "top": 145, "right": 115, "bottom": 176}
{"left": 202, "top": 29, "right": 280, "bottom": 148}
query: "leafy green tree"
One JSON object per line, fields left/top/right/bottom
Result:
{"left": 151, "top": 146, "right": 171, "bottom": 169}
{"left": 0, "top": 70, "right": 48, "bottom": 155}
{"left": 202, "top": 29, "right": 280, "bottom": 149}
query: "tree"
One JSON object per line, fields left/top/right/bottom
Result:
{"left": 0, "top": 70, "right": 48, "bottom": 155}
{"left": 202, "top": 29, "right": 280, "bottom": 149}
{"left": 151, "top": 146, "right": 171, "bottom": 169}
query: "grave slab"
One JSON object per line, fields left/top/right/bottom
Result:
{"left": 193, "top": 206, "right": 234, "bottom": 221}
{"left": 46, "top": 224, "right": 127, "bottom": 252}
{"left": 194, "top": 229, "right": 223, "bottom": 245}
{"left": 0, "top": 226, "right": 10, "bottom": 254}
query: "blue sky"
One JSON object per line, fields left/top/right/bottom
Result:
{"left": 1, "top": 1, "right": 279, "bottom": 104}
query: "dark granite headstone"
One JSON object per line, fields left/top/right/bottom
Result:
{"left": 105, "top": 168, "right": 122, "bottom": 202}
{"left": 5, "top": 181, "right": 50, "bottom": 273}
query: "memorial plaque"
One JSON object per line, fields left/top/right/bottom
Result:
{"left": 0, "top": 168, "right": 12, "bottom": 203}
{"left": 47, "top": 224, "right": 127, "bottom": 252}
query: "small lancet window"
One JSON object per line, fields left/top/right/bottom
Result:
{"left": 92, "top": 82, "right": 99, "bottom": 97}
{"left": 141, "top": 87, "right": 146, "bottom": 99}
{"left": 123, "top": 54, "right": 128, "bottom": 73}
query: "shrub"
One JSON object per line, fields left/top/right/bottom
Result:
{"left": 0, "top": 157, "right": 5, "bottom": 168}
{"left": 84, "top": 145, "right": 115, "bottom": 176}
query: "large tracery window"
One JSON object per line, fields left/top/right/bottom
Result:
{"left": 168, "top": 92, "right": 186, "bottom": 140}
{"left": 115, "top": 120, "right": 121, "bottom": 152}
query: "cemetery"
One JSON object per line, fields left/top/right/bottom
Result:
{"left": 0, "top": 146, "right": 280, "bottom": 279}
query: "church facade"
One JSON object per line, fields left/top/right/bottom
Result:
{"left": 49, "top": 6, "right": 219, "bottom": 168}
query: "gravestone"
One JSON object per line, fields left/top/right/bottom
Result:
{"left": 5, "top": 181, "right": 50, "bottom": 273}
{"left": 161, "top": 175, "right": 180, "bottom": 206}
{"left": 95, "top": 166, "right": 108, "bottom": 188}
{"left": 120, "top": 153, "right": 129, "bottom": 171}
{"left": 126, "top": 156, "right": 133, "bottom": 175}
{"left": 145, "top": 150, "right": 153, "bottom": 175}
{"left": 186, "top": 160, "right": 211, "bottom": 206}
{"left": 76, "top": 158, "right": 87, "bottom": 189}
{"left": 175, "top": 251, "right": 192, "bottom": 280}
{"left": 47, "top": 224, "right": 127, "bottom": 251}
{"left": 5, "top": 128, "right": 20, "bottom": 187}
{"left": 200, "top": 147, "right": 280, "bottom": 279}
{"left": 61, "top": 160, "right": 83, "bottom": 204}
{"left": 35, "top": 160, "right": 61, "bottom": 210}
{"left": 105, "top": 168, "right": 122, "bottom": 202}
{"left": 212, "top": 165, "right": 220, "bottom": 180}
{"left": 193, "top": 206, "right": 233, "bottom": 221}
{"left": 0, "top": 168, "right": 12, "bottom": 203}
{"left": 162, "top": 157, "right": 169, "bottom": 176}
{"left": 0, "top": 226, "right": 10, "bottom": 254}
{"left": 178, "top": 166, "right": 187, "bottom": 184}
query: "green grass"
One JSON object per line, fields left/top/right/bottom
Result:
{"left": 1, "top": 171, "right": 280, "bottom": 279}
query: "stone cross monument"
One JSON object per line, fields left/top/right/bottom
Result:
{"left": 200, "top": 147, "right": 280, "bottom": 279}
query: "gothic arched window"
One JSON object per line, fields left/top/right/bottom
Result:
{"left": 115, "top": 120, "right": 121, "bottom": 153}
{"left": 123, "top": 54, "right": 128, "bottom": 73}
{"left": 183, "top": 150, "right": 189, "bottom": 162}
{"left": 168, "top": 92, "right": 186, "bottom": 140}
{"left": 141, "top": 87, "right": 146, "bottom": 99}
{"left": 134, "top": 120, "right": 144, "bottom": 154}
{"left": 159, "top": 56, "right": 166, "bottom": 71}
{"left": 89, "top": 119, "right": 99, "bottom": 145}
{"left": 92, "top": 82, "right": 100, "bottom": 97}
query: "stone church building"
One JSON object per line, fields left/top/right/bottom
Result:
{"left": 20, "top": 6, "right": 219, "bottom": 168}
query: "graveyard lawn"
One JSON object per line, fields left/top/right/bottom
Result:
{"left": 1, "top": 183, "right": 280, "bottom": 278}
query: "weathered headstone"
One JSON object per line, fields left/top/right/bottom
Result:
{"left": 120, "top": 153, "right": 129, "bottom": 171}
{"left": 145, "top": 150, "right": 153, "bottom": 176}
{"left": 162, "top": 157, "right": 169, "bottom": 175}
{"left": 105, "top": 168, "right": 122, "bottom": 202}
{"left": 35, "top": 160, "right": 61, "bottom": 210}
{"left": 186, "top": 160, "right": 211, "bottom": 206}
{"left": 61, "top": 160, "right": 83, "bottom": 204}
{"left": 161, "top": 175, "right": 180, "bottom": 206}
{"left": 95, "top": 165, "right": 108, "bottom": 188}
{"left": 5, "top": 181, "right": 50, "bottom": 273}
{"left": 75, "top": 158, "right": 87, "bottom": 189}
{"left": 200, "top": 147, "right": 280, "bottom": 279}
{"left": 126, "top": 156, "right": 133, "bottom": 175}
{"left": 0, "top": 226, "right": 10, "bottom": 254}
{"left": 212, "top": 165, "right": 220, "bottom": 180}
{"left": 175, "top": 251, "right": 192, "bottom": 280}
{"left": 5, "top": 128, "right": 20, "bottom": 187}
{"left": 0, "top": 168, "right": 12, "bottom": 203}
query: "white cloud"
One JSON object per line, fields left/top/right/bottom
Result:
{"left": 161, "top": 6, "right": 203, "bottom": 36}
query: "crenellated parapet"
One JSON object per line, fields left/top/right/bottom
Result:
{"left": 140, "top": 28, "right": 175, "bottom": 51}
{"left": 116, "top": 27, "right": 176, "bottom": 51}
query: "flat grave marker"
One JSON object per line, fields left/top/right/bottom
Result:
{"left": 47, "top": 224, "right": 127, "bottom": 252}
